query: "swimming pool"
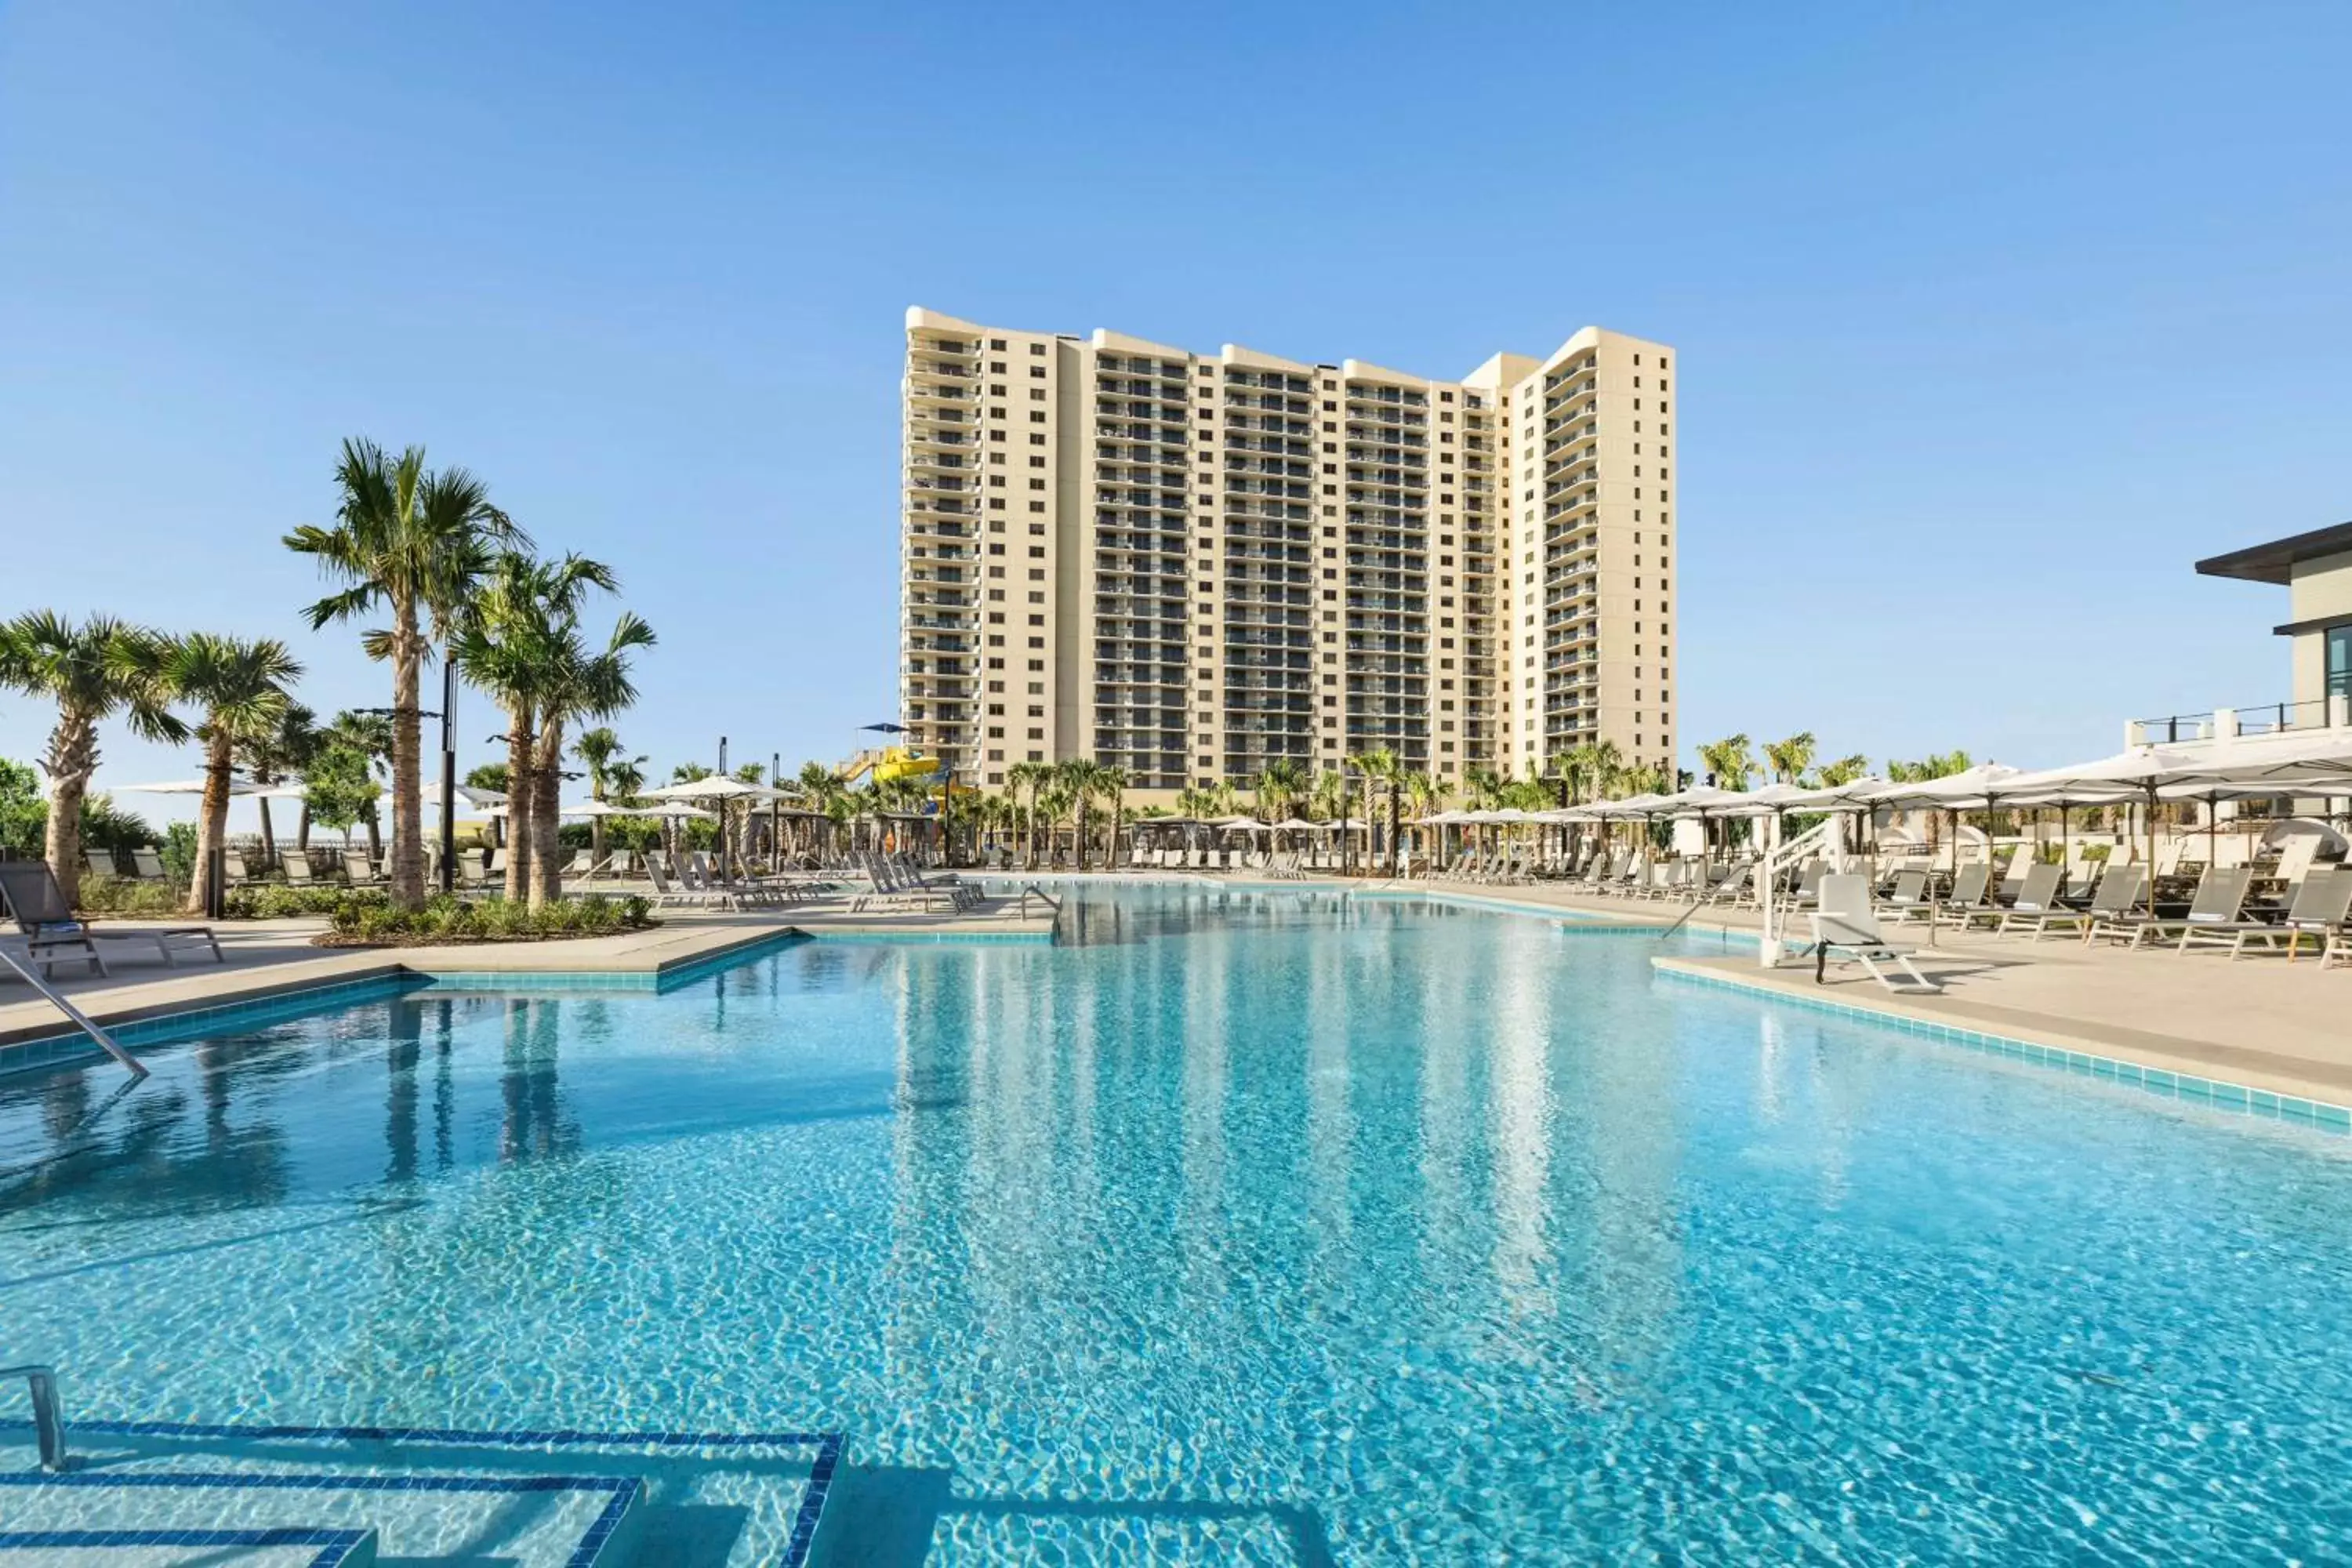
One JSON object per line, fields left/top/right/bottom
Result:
{"left": 4, "top": 884, "right": 2350, "bottom": 1563}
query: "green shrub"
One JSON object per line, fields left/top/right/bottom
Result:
{"left": 77, "top": 877, "right": 185, "bottom": 916}
{"left": 162, "top": 822, "right": 199, "bottom": 887}
{"left": 321, "top": 892, "right": 654, "bottom": 946}
{"left": 227, "top": 884, "right": 383, "bottom": 920}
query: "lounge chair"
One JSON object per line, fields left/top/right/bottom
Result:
{"left": 221, "top": 850, "right": 251, "bottom": 889}
{"left": 83, "top": 848, "right": 118, "bottom": 880}
{"left": 1877, "top": 869, "right": 1932, "bottom": 924}
{"left": 2088, "top": 866, "right": 2255, "bottom": 950}
{"left": 2006, "top": 863, "right": 2146, "bottom": 942}
{"left": 281, "top": 855, "right": 318, "bottom": 887}
{"left": 130, "top": 848, "right": 167, "bottom": 882}
{"left": 342, "top": 851, "right": 383, "bottom": 886}
{"left": 1984, "top": 863, "right": 2066, "bottom": 933}
{"left": 0, "top": 861, "right": 223, "bottom": 976}
{"left": 1806, "top": 874, "right": 1940, "bottom": 993}
{"left": 1930, "top": 862, "right": 1993, "bottom": 930}
{"left": 2183, "top": 866, "right": 2352, "bottom": 961}
{"left": 457, "top": 848, "right": 490, "bottom": 889}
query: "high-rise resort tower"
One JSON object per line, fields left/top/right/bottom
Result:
{"left": 899, "top": 307, "right": 1678, "bottom": 801}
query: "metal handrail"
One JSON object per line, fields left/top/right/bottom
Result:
{"left": 1015, "top": 884, "right": 1064, "bottom": 920}
{"left": 1, "top": 1363, "right": 67, "bottom": 1470}
{"left": 0, "top": 947, "right": 147, "bottom": 1079}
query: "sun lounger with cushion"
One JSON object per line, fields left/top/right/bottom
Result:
{"left": 2183, "top": 866, "right": 2352, "bottom": 961}
{"left": 2088, "top": 866, "right": 2255, "bottom": 950}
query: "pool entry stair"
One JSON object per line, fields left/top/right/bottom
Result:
{"left": 0, "top": 1391, "right": 841, "bottom": 1567}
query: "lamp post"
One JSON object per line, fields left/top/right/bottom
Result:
{"left": 1340, "top": 766, "right": 1356, "bottom": 877}
{"left": 439, "top": 648, "right": 457, "bottom": 895}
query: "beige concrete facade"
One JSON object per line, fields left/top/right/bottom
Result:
{"left": 902, "top": 308, "right": 1678, "bottom": 797}
{"left": 2196, "top": 520, "right": 2352, "bottom": 724}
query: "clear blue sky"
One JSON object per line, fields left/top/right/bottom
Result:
{"left": 5, "top": 2, "right": 2349, "bottom": 818}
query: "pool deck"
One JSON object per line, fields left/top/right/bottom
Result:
{"left": 11, "top": 873, "right": 2350, "bottom": 1113}
{"left": 1391, "top": 874, "right": 2352, "bottom": 1110}
{"left": 0, "top": 893, "right": 1053, "bottom": 1057}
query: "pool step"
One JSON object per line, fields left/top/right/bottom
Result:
{"left": 0, "top": 1525, "right": 380, "bottom": 1566}
{"left": 0, "top": 1420, "right": 841, "bottom": 1567}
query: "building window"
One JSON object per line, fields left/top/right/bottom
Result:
{"left": 2331, "top": 625, "right": 2352, "bottom": 701}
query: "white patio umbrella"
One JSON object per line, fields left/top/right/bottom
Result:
{"left": 115, "top": 777, "right": 301, "bottom": 797}
{"left": 1999, "top": 736, "right": 2352, "bottom": 913}
{"left": 640, "top": 776, "right": 798, "bottom": 878}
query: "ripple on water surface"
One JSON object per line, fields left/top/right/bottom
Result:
{"left": 2, "top": 886, "right": 2350, "bottom": 1565}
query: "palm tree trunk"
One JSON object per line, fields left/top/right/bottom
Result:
{"left": 1076, "top": 799, "right": 1089, "bottom": 872}
{"left": 503, "top": 715, "right": 534, "bottom": 902}
{"left": 187, "top": 731, "right": 235, "bottom": 916}
{"left": 257, "top": 793, "right": 278, "bottom": 869}
{"left": 296, "top": 800, "right": 313, "bottom": 853}
{"left": 43, "top": 711, "right": 97, "bottom": 908}
{"left": 390, "top": 637, "right": 426, "bottom": 910}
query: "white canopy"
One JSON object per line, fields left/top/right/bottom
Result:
{"left": 1272, "top": 817, "right": 1323, "bottom": 831}
{"left": 641, "top": 776, "right": 797, "bottom": 802}
{"left": 115, "top": 778, "right": 304, "bottom": 799}
{"left": 1212, "top": 815, "right": 1270, "bottom": 833}
{"left": 1759, "top": 776, "right": 1891, "bottom": 811}
{"left": 1864, "top": 764, "right": 2027, "bottom": 808}
{"left": 452, "top": 783, "right": 507, "bottom": 808}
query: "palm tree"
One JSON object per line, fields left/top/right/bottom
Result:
{"left": 162, "top": 634, "right": 303, "bottom": 913}
{"left": 286, "top": 438, "right": 523, "bottom": 909}
{"left": 1254, "top": 758, "right": 1307, "bottom": 823}
{"left": 1346, "top": 747, "right": 1403, "bottom": 874}
{"left": 1697, "top": 733, "right": 1756, "bottom": 791}
{"left": 1566, "top": 738, "right": 1625, "bottom": 804}
{"left": 1300, "top": 768, "right": 1338, "bottom": 825}
{"left": 451, "top": 553, "right": 561, "bottom": 902}
{"left": 1763, "top": 731, "right": 1817, "bottom": 786}
{"left": 572, "top": 725, "right": 644, "bottom": 873}
{"left": 236, "top": 702, "right": 318, "bottom": 865}
{"left": 0, "top": 612, "right": 184, "bottom": 906}
{"left": 1006, "top": 760, "right": 1051, "bottom": 869}
{"left": 531, "top": 608, "right": 654, "bottom": 906}
{"left": 1813, "top": 752, "right": 1870, "bottom": 789}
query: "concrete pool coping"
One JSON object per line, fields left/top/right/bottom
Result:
{"left": 0, "top": 898, "right": 1054, "bottom": 1069}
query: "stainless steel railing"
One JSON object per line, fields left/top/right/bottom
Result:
{"left": 1, "top": 1363, "right": 67, "bottom": 1470}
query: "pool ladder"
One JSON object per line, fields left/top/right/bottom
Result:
{"left": 2, "top": 1363, "right": 67, "bottom": 1470}
{"left": 0, "top": 947, "right": 146, "bottom": 1080}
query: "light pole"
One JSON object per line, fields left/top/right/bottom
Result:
{"left": 1340, "top": 766, "right": 1355, "bottom": 877}
{"left": 439, "top": 646, "right": 457, "bottom": 895}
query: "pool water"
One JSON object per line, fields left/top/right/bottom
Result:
{"left": 4, "top": 885, "right": 2350, "bottom": 1564}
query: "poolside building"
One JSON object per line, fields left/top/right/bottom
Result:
{"left": 900, "top": 307, "right": 1679, "bottom": 800}
{"left": 2196, "top": 519, "right": 2352, "bottom": 728}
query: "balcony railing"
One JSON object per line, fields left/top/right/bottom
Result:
{"left": 2127, "top": 695, "right": 2351, "bottom": 747}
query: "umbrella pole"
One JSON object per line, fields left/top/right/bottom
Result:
{"left": 2146, "top": 784, "right": 2158, "bottom": 916}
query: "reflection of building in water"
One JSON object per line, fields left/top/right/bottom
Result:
{"left": 1486, "top": 939, "right": 1555, "bottom": 1322}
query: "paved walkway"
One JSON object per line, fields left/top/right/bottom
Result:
{"left": 1399, "top": 875, "right": 2352, "bottom": 1108}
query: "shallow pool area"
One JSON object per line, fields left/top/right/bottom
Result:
{"left": 4, "top": 884, "right": 2350, "bottom": 1563}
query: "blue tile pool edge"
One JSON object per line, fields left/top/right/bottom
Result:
{"left": 0, "top": 935, "right": 820, "bottom": 1074}
{"left": 1651, "top": 960, "right": 2352, "bottom": 1137}
{"left": 0, "top": 1527, "right": 372, "bottom": 1566}
{"left": 0, "top": 1470, "right": 637, "bottom": 1568}
{"left": 0, "top": 1417, "right": 844, "bottom": 1568}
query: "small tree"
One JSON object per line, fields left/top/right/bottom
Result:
{"left": 303, "top": 742, "right": 382, "bottom": 850}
